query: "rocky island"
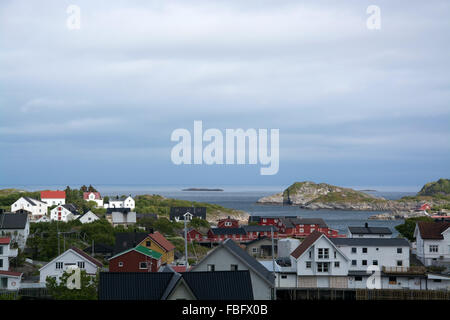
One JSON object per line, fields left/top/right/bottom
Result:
{"left": 257, "top": 180, "right": 450, "bottom": 219}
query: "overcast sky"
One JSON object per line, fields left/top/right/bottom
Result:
{"left": 0, "top": 0, "right": 449, "bottom": 190}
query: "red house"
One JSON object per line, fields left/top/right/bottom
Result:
{"left": 417, "top": 203, "right": 431, "bottom": 211}
{"left": 186, "top": 228, "right": 205, "bottom": 242}
{"left": 109, "top": 245, "right": 162, "bottom": 272}
{"left": 218, "top": 216, "right": 240, "bottom": 228}
{"left": 207, "top": 228, "right": 248, "bottom": 242}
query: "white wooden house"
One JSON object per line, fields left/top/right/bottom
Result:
{"left": 414, "top": 221, "right": 450, "bottom": 266}
{"left": 50, "top": 204, "right": 80, "bottom": 222}
{"left": 78, "top": 211, "right": 100, "bottom": 224}
{"left": 11, "top": 197, "right": 48, "bottom": 219}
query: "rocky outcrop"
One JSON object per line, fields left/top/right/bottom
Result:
{"left": 207, "top": 210, "right": 250, "bottom": 225}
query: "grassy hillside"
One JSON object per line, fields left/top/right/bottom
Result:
{"left": 418, "top": 178, "right": 450, "bottom": 197}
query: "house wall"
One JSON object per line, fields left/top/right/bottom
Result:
{"left": 79, "top": 213, "right": 99, "bottom": 224}
{"left": 245, "top": 239, "right": 275, "bottom": 258}
{"left": 109, "top": 250, "right": 159, "bottom": 272}
{"left": 193, "top": 247, "right": 273, "bottom": 300}
{"left": 0, "top": 275, "right": 21, "bottom": 290}
{"left": 42, "top": 198, "right": 65, "bottom": 206}
{"left": 167, "top": 282, "right": 196, "bottom": 300}
{"left": 86, "top": 193, "right": 103, "bottom": 207}
{"left": 39, "top": 250, "right": 99, "bottom": 284}
{"left": 416, "top": 229, "right": 450, "bottom": 266}
{"left": 50, "top": 206, "right": 75, "bottom": 222}
{"left": 348, "top": 232, "right": 392, "bottom": 238}
{"left": 11, "top": 198, "right": 48, "bottom": 217}
{"left": 0, "top": 224, "right": 30, "bottom": 249}
{"left": 140, "top": 238, "right": 174, "bottom": 264}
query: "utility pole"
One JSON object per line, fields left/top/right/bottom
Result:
{"left": 271, "top": 226, "right": 277, "bottom": 300}
{"left": 57, "top": 219, "right": 60, "bottom": 256}
{"left": 183, "top": 211, "right": 193, "bottom": 271}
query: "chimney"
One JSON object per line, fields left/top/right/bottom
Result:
{"left": 365, "top": 222, "right": 368, "bottom": 228}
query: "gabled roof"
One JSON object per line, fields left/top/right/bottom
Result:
{"left": 98, "top": 271, "right": 254, "bottom": 300}
{"left": 22, "top": 197, "right": 46, "bottom": 206}
{"left": 114, "top": 232, "right": 149, "bottom": 254}
{"left": 210, "top": 227, "right": 246, "bottom": 235}
{"left": 83, "top": 192, "right": 102, "bottom": 200}
{"left": 79, "top": 211, "right": 99, "bottom": 220}
{"left": 243, "top": 225, "right": 277, "bottom": 233}
{"left": 192, "top": 238, "right": 274, "bottom": 286}
{"left": 169, "top": 207, "right": 206, "bottom": 220}
{"left": 39, "top": 247, "right": 103, "bottom": 271}
{"left": 348, "top": 226, "right": 392, "bottom": 235}
{"left": 0, "top": 270, "right": 22, "bottom": 277}
{"left": 61, "top": 204, "right": 79, "bottom": 214}
{"left": 0, "top": 212, "right": 29, "bottom": 229}
{"left": 41, "top": 190, "right": 66, "bottom": 199}
{"left": 147, "top": 231, "right": 175, "bottom": 252}
{"left": 290, "top": 231, "right": 323, "bottom": 259}
{"left": 330, "top": 238, "right": 410, "bottom": 247}
{"left": 109, "top": 245, "right": 162, "bottom": 261}
{"left": 417, "top": 221, "right": 450, "bottom": 240}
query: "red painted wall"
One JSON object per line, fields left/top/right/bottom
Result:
{"left": 109, "top": 250, "right": 160, "bottom": 272}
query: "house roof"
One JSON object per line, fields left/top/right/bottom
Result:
{"left": 110, "top": 245, "right": 162, "bottom": 260}
{"left": 112, "top": 211, "right": 136, "bottom": 224}
{"left": 290, "top": 231, "right": 324, "bottom": 259}
{"left": 22, "top": 197, "right": 46, "bottom": 206}
{"left": 210, "top": 227, "right": 247, "bottom": 235}
{"left": 0, "top": 237, "right": 11, "bottom": 244}
{"left": 330, "top": 238, "right": 410, "bottom": 247}
{"left": 61, "top": 204, "right": 79, "bottom": 214}
{"left": 114, "top": 232, "right": 149, "bottom": 254}
{"left": 417, "top": 221, "right": 450, "bottom": 240}
{"left": 280, "top": 217, "right": 328, "bottom": 228}
{"left": 148, "top": 231, "right": 176, "bottom": 252}
{"left": 79, "top": 211, "right": 98, "bottom": 220}
{"left": 98, "top": 271, "right": 254, "bottom": 300}
{"left": 169, "top": 207, "right": 207, "bottom": 220}
{"left": 0, "top": 212, "right": 28, "bottom": 229}
{"left": 348, "top": 226, "right": 392, "bottom": 235}
{"left": 243, "top": 225, "right": 277, "bottom": 233}
{"left": 83, "top": 192, "right": 102, "bottom": 200}
{"left": 106, "top": 207, "right": 131, "bottom": 214}
{"left": 70, "top": 247, "right": 103, "bottom": 267}
{"left": 41, "top": 190, "right": 66, "bottom": 199}
{"left": 0, "top": 270, "right": 23, "bottom": 277}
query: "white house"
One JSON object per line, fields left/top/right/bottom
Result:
{"left": 11, "top": 197, "right": 48, "bottom": 219}
{"left": 259, "top": 260, "right": 298, "bottom": 288}
{"left": 104, "top": 195, "right": 135, "bottom": 210}
{"left": 40, "top": 190, "right": 66, "bottom": 206}
{"left": 290, "top": 231, "right": 350, "bottom": 288}
{"left": 330, "top": 237, "right": 410, "bottom": 271}
{"left": 0, "top": 238, "right": 18, "bottom": 272}
{"left": 348, "top": 223, "right": 393, "bottom": 238}
{"left": 78, "top": 211, "right": 100, "bottom": 224}
{"left": 191, "top": 238, "right": 275, "bottom": 300}
{"left": 50, "top": 204, "right": 80, "bottom": 222}
{"left": 83, "top": 192, "right": 103, "bottom": 207}
{"left": 39, "top": 247, "right": 103, "bottom": 284}
{"left": 0, "top": 212, "right": 30, "bottom": 249}
{"left": 414, "top": 221, "right": 450, "bottom": 266}
{"left": 110, "top": 211, "right": 136, "bottom": 227}
{"left": 0, "top": 271, "right": 22, "bottom": 291}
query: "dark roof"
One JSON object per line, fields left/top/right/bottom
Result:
{"left": 182, "top": 271, "right": 253, "bottom": 300}
{"left": 248, "top": 215, "right": 301, "bottom": 223}
{"left": 62, "top": 204, "right": 79, "bottom": 214}
{"left": 210, "top": 227, "right": 246, "bottom": 235}
{"left": 280, "top": 217, "right": 328, "bottom": 228}
{"left": 243, "top": 225, "right": 277, "bottom": 232}
{"left": 348, "top": 226, "right": 392, "bottom": 235}
{"left": 99, "top": 271, "right": 254, "bottom": 300}
{"left": 169, "top": 207, "right": 206, "bottom": 220}
{"left": 136, "top": 213, "right": 157, "bottom": 220}
{"left": 220, "top": 239, "right": 274, "bottom": 285}
{"left": 330, "top": 238, "right": 410, "bottom": 247}
{"left": 0, "top": 212, "right": 29, "bottom": 229}
{"left": 83, "top": 243, "right": 114, "bottom": 255}
{"left": 291, "top": 231, "right": 324, "bottom": 259}
{"left": 23, "top": 197, "right": 38, "bottom": 206}
{"left": 417, "top": 221, "right": 450, "bottom": 240}
{"left": 70, "top": 247, "right": 103, "bottom": 267}
{"left": 106, "top": 207, "right": 130, "bottom": 214}
{"left": 113, "top": 232, "right": 149, "bottom": 254}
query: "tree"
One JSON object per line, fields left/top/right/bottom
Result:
{"left": 395, "top": 217, "right": 434, "bottom": 241}
{"left": 46, "top": 269, "right": 98, "bottom": 300}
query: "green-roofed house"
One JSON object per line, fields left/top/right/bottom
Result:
{"left": 109, "top": 245, "right": 163, "bottom": 272}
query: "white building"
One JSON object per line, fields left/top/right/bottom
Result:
{"left": 0, "top": 270, "right": 22, "bottom": 291}
{"left": 414, "top": 221, "right": 450, "bottom": 266}
{"left": 83, "top": 192, "right": 103, "bottom": 207}
{"left": 290, "top": 231, "right": 350, "bottom": 288}
{"left": 0, "top": 237, "right": 18, "bottom": 272}
{"left": 0, "top": 212, "right": 30, "bottom": 249}
{"left": 259, "top": 260, "right": 298, "bottom": 288}
{"left": 330, "top": 238, "right": 410, "bottom": 271}
{"left": 11, "top": 197, "right": 48, "bottom": 219}
{"left": 39, "top": 247, "right": 103, "bottom": 284}
{"left": 104, "top": 195, "right": 135, "bottom": 210}
{"left": 78, "top": 211, "right": 100, "bottom": 224}
{"left": 40, "top": 190, "right": 66, "bottom": 206}
{"left": 50, "top": 204, "right": 80, "bottom": 222}
{"left": 348, "top": 223, "right": 393, "bottom": 238}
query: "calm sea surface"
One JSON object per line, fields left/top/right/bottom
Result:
{"left": 4, "top": 185, "right": 418, "bottom": 237}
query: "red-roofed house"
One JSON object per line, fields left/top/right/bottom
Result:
{"left": 414, "top": 221, "right": 450, "bottom": 266}
{"left": 139, "top": 231, "right": 176, "bottom": 264}
{"left": 83, "top": 192, "right": 104, "bottom": 207}
{"left": 0, "top": 270, "right": 23, "bottom": 291}
{"left": 41, "top": 190, "right": 66, "bottom": 206}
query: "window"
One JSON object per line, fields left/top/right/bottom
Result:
{"left": 0, "top": 246, "right": 3, "bottom": 255}
{"left": 281, "top": 275, "right": 287, "bottom": 279}
{"left": 429, "top": 245, "right": 438, "bottom": 253}
{"left": 317, "top": 262, "right": 329, "bottom": 273}
{"left": 299, "top": 228, "right": 304, "bottom": 233}
{"left": 334, "top": 251, "right": 337, "bottom": 259}
{"left": 352, "top": 260, "right": 357, "bottom": 266}
{"left": 225, "top": 222, "right": 232, "bottom": 227}
{"left": 306, "top": 261, "right": 311, "bottom": 269}
{"left": 118, "top": 262, "right": 123, "bottom": 267}
{"left": 252, "top": 247, "right": 258, "bottom": 253}
{"left": 146, "top": 241, "right": 151, "bottom": 247}
{"left": 334, "top": 261, "right": 340, "bottom": 268}
{"left": 372, "top": 260, "right": 378, "bottom": 266}
{"left": 355, "top": 276, "right": 362, "bottom": 282}
{"left": 318, "top": 248, "right": 329, "bottom": 259}
{"left": 230, "top": 264, "right": 238, "bottom": 271}
{"left": 389, "top": 276, "right": 397, "bottom": 284}
{"left": 362, "top": 248, "right": 368, "bottom": 254}
{"left": 362, "top": 260, "right": 367, "bottom": 266}
{"left": 351, "top": 247, "right": 357, "bottom": 254}
{"left": 0, "top": 259, "right": 3, "bottom": 268}
{"left": 139, "top": 262, "right": 148, "bottom": 269}
{"left": 397, "top": 248, "right": 402, "bottom": 254}
{"left": 207, "top": 264, "right": 215, "bottom": 272}
{"left": 77, "top": 261, "right": 85, "bottom": 269}
{"left": 309, "top": 250, "right": 312, "bottom": 259}
{"left": 56, "top": 262, "right": 63, "bottom": 269}
{"left": 397, "top": 260, "right": 403, "bottom": 266}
